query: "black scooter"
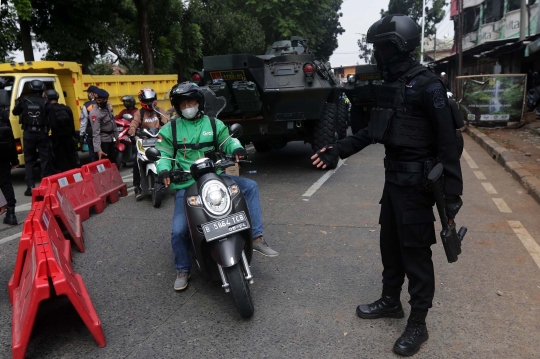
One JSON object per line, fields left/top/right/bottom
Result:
{"left": 145, "top": 124, "right": 255, "bottom": 318}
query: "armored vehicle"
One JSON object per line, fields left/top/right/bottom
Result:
{"left": 342, "top": 64, "right": 383, "bottom": 134}
{"left": 196, "top": 36, "right": 347, "bottom": 154}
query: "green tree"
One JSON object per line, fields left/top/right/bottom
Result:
{"left": 357, "top": 35, "right": 373, "bottom": 64}
{"left": 0, "top": 2, "right": 22, "bottom": 62}
{"left": 380, "top": 0, "right": 447, "bottom": 37}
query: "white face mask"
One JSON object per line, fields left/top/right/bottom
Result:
{"left": 181, "top": 103, "right": 199, "bottom": 119}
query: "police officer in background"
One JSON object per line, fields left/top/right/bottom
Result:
{"left": 45, "top": 89, "right": 78, "bottom": 172}
{"left": 80, "top": 85, "right": 99, "bottom": 162}
{"left": 12, "top": 80, "right": 53, "bottom": 196}
{"left": 0, "top": 102, "right": 19, "bottom": 225}
{"left": 90, "top": 89, "right": 118, "bottom": 161}
{"left": 312, "top": 15, "right": 464, "bottom": 356}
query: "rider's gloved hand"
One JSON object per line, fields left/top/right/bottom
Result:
{"left": 158, "top": 169, "right": 170, "bottom": 188}
{"left": 233, "top": 148, "right": 248, "bottom": 162}
{"left": 445, "top": 195, "right": 463, "bottom": 220}
{"left": 311, "top": 144, "right": 340, "bottom": 169}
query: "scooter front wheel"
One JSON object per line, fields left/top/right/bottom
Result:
{"left": 224, "top": 264, "right": 254, "bottom": 318}
{"left": 115, "top": 151, "right": 123, "bottom": 169}
{"left": 150, "top": 173, "right": 162, "bottom": 208}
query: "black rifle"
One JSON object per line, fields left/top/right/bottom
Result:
{"left": 428, "top": 163, "right": 467, "bottom": 263}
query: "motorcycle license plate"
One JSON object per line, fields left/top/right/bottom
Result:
{"left": 142, "top": 138, "right": 157, "bottom": 146}
{"left": 202, "top": 211, "right": 250, "bottom": 242}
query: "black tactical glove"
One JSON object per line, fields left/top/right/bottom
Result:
{"left": 233, "top": 148, "right": 248, "bottom": 159}
{"left": 158, "top": 169, "right": 170, "bottom": 184}
{"left": 316, "top": 144, "right": 340, "bottom": 168}
{"left": 445, "top": 195, "right": 463, "bottom": 219}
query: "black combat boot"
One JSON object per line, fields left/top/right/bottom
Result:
{"left": 393, "top": 309, "right": 429, "bottom": 356}
{"left": 3, "top": 207, "right": 18, "bottom": 225}
{"left": 356, "top": 294, "right": 404, "bottom": 319}
{"left": 24, "top": 186, "right": 34, "bottom": 197}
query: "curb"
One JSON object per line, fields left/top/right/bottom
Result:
{"left": 465, "top": 126, "right": 540, "bottom": 206}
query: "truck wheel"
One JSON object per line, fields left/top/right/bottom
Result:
{"left": 252, "top": 142, "right": 272, "bottom": 153}
{"left": 224, "top": 264, "right": 254, "bottom": 318}
{"left": 311, "top": 103, "right": 338, "bottom": 169}
{"left": 336, "top": 100, "right": 348, "bottom": 140}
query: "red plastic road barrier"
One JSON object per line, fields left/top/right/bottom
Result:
{"left": 11, "top": 231, "right": 106, "bottom": 359}
{"left": 38, "top": 168, "right": 105, "bottom": 222}
{"left": 12, "top": 231, "right": 50, "bottom": 359}
{"left": 82, "top": 159, "right": 127, "bottom": 204}
{"left": 8, "top": 207, "right": 36, "bottom": 305}
{"left": 45, "top": 183, "right": 85, "bottom": 253}
{"left": 32, "top": 201, "right": 72, "bottom": 264}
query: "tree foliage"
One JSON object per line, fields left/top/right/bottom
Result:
{"left": 357, "top": 35, "right": 373, "bottom": 64}
{"left": 0, "top": 2, "right": 22, "bottom": 62}
{"left": 380, "top": 0, "right": 447, "bottom": 37}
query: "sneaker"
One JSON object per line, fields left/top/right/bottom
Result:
{"left": 134, "top": 187, "right": 143, "bottom": 201}
{"left": 253, "top": 236, "right": 279, "bottom": 257}
{"left": 24, "top": 186, "right": 34, "bottom": 197}
{"left": 174, "top": 271, "right": 190, "bottom": 291}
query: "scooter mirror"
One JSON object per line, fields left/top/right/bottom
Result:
{"left": 145, "top": 147, "right": 161, "bottom": 162}
{"left": 230, "top": 123, "right": 243, "bottom": 138}
{"left": 123, "top": 114, "right": 133, "bottom": 120}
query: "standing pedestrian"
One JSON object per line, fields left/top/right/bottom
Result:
{"left": 80, "top": 85, "right": 99, "bottom": 162}
{"left": 0, "top": 103, "right": 19, "bottom": 225}
{"left": 90, "top": 89, "right": 118, "bottom": 161}
{"left": 12, "top": 80, "right": 53, "bottom": 196}
{"left": 46, "top": 89, "right": 78, "bottom": 172}
{"left": 311, "top": 15, "right": 464, "bottom": 357}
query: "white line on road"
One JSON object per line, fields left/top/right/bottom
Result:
{"left": 492, "top": 198, "right": 512, "bottom": 213}
{"left": 122, "top": 174, "right": 133, "bottom": 180}
{"left": 481, "top": 182, "right": 498, "bottom": 194}
{"left": 508, "top": 221, "right": 540, "bottom": 270}
{"left": 0, "top": 232, "right": 21, "bottom": 245}
{"left": 474, "top": 171, "right": 487, "bottom": 180}
{"left": 462, "top": 149, "right": 478, "bottom": 169}
{"left": 302, "top": 159, "right": 347, "bottom": 197}
{"left": 15, "top": 203, "right": 32, "bottom": 213}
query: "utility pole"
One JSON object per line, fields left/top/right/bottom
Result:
{"left": 457, "top": 0, "right": 463, "bottom": 99}
{"left": 520, "top": 0, "right": 527, "bottom": 40}
{"left": 421, "top": 0, "right": 426, "bottom": 64}
{"left": 434, "top": 32, "right": 437, "bottom": 61}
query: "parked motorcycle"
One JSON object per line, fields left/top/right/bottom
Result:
{"left": 115, "top": 114, "right": 136, "bottom": 168}
{"left": 145, "top": 123, "right": 254, "bottom": 318}
{"left": 135, "top": 127, "right": 162, "bottom": 207}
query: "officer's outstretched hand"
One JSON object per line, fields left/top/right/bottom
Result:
{"left": 159, "top": 170, "right": 171, "bottom": 188}
{"left": 0, "top": 205, "right": 6, "bottom": 216}
{"left": 311, "top": 144, "right": 340, "bottom": 169}
{"left": 97, "top": 151, "right": 107, "bottom": 160}
{"left": 445, "top": 195, "right": 463, "bottom": 224}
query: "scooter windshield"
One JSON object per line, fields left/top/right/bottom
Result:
{"left": 200, "top": 86, "right": 227, "bottom": 119}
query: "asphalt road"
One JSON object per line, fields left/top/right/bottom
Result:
{"left": 1, "top": 135, "right": 540, "bottom": 358}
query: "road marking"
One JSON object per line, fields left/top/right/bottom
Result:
{"left": 303, "top": 159, "right": 347, "bottom": 197}
{"left": 122, "top": 174, "right": 133, "bottom": 180}
{"left": 508, "top": 221, "right": 540, "bottom": 270}
{"left": 15, "top": 203, "right": 32, "bottom": 213}
{"left": 492, "top": 198, "right": 512, "bottom": 213}
{"left": 0, "top": 232, "right": 21, "bottom": 245}
{"left": 481, "top": 182, "right": 498, "bottom": 194}
{"left": 474, "top": 171, "right": 486, "bottom": 180}
{"left": 462, "top": 149, "right": 478, "bottom": 169}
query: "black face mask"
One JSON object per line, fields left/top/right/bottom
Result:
{"left": 97, "top": 101, "right": 108, "bottom": 109}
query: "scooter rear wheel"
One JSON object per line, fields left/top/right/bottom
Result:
{"left": 150, "top": 173, "right": 162, "bottom": 208}
{"left": 224, "top": 264, "right": 254, "bottom": 318}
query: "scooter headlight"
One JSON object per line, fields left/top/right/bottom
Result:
{"left": 201, "top": 180, "right": 230, "bottom": 216}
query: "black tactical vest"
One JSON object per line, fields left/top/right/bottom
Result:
{"left": 21, "top": 97, "right": 48, "bottom": 127}
{"left": 368, "top": 65, "right": 436, "bottom": 147}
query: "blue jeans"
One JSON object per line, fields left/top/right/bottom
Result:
{"left": 171, "top": 175, "right": 263, "bottom": 273}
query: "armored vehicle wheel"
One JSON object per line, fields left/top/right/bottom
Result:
{"left": 253, "top": 142, "right": 272, "bottom": 153}
{"left": 336, "top": 100, "right": 349, "bottom": 140}
{"left": 311, "top": 103, "right": 338, "bottom": 169}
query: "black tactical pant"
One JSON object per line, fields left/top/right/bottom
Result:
{"left": 378, "top": 181, "right": 436, "bottom": 311}
{"left": 51, "top": 134, "right": 78, "bottom": 172}
{"left": 23, "top": 130, "right": 53, "bottom": 187}
{"left": 0, "top": 161, "right": 16, "bottom": 208}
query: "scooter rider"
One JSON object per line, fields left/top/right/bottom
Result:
{"left": 114, "top": 95, "right": 138, "bottom": 121}
{"left": 156, "top": 82, "right": 279, "bottom": 291}
{"left": 311, "top": 15, "right": 464, "bottom": 357}
{"left": 128, "top": 88, "right": 168, "bottom": 200}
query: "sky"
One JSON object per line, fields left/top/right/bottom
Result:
{"left": 329, "top": 0, "right": 455, "bottom": 67}
{"left": 14, "top": 0, "right": 456, "bottom": 66}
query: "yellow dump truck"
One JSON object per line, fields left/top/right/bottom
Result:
{"left": 0, "top": 61, "right": 177, "bottom": 164}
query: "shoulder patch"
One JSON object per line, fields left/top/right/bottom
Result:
{"left": 426, "top": 82, "right": 446, "bottom": 109}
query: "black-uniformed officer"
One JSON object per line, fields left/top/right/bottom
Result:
{"left": 12, "top": 80, "right": 53, "bottom": 196}
{"left": 312, "top": 15, "right": 464, "bottom": 357}
{"left": 45, "top": 89, "right": 78, "bottom": 172}
{"left": 0, "top": 104, "right": 19, "bottom": 225}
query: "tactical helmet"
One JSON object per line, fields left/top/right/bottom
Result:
{"left": 138, "top": 88, "right": 157, "bottom": 111}
{"left": 29, "top": 80, "right": 45, "bottom": 93}
{"left": 121, "top": 95, "right": 136, "bottom": 109}
{"left": 169, "top": 82, "right": 205, "bottom": 117}
{"left": 45, "top": 89, "right": 59, "bottom": 100}
{"left": 366, "top": 14, "right": 420, "bottom": 53}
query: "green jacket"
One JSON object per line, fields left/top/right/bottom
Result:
{"left": 156, "top": 114, "right": 243, "bottom": 190}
